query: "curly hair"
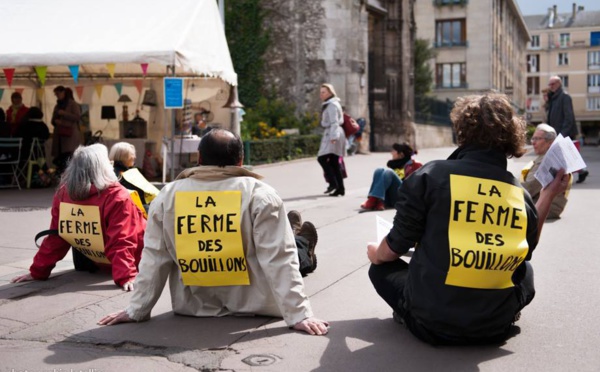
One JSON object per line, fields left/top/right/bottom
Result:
{"left": 450, "top": 93, "right": 526, "bottom": 158}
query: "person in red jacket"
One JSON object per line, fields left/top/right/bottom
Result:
{"left": 11, "top": 144, "right": 146, "bottom": 290}
{"left": 6, "top": 92, "right": 29, "bottom": 136}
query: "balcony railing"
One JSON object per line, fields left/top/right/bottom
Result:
{"left": 432, "top": 0, "right": 468, "bottom": 6}
{"left": 435, "top": 83, "right": 469, "bottom": 89}
{"left": 434, "top": 40, "right": 469, "bottom": 48}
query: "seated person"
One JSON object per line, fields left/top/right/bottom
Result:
{"left": 15, "top": 107, "right": 50, "bottom": 165}
{"left": 360, "top": 143, "right": 422, "bottom": 211}
{"left": 98, "top": 129, "right": 329, "bottom": 335}
{"left": 521, "top": 124, "right": 571, "bottom": 219}
{"left": 109, "top": 142, "right": 158, "bottom": 207}
{"left": 11, "top": 144, "right": 146, "bottom": 291}
{"left": 191, "top": 112, "right": 212, "bottom": 137}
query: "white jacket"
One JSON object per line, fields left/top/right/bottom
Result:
{"left": 126, "top": 165, "right": 313, "bottom": 326}
{"left": 317, "top": 97, "right": 346, "bottom": 157}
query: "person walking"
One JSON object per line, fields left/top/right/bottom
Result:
{"left": 51, "top": 86, "right": 82, "bottom": 175}
{"left": 317, "top": 84, "right": 346, "bottom": 197}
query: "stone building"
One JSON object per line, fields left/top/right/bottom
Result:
{"left": 261, "top": 0, "right": 416, "bottom": 151}
{"left": 414, "top": 0, "right": 530, "bottom": 112}
{"left": 523, "top": 4, "right": 600, "bottom": 143}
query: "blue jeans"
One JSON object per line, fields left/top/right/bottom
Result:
{"left": 368, "top": 168, "right": 402, "bottom": 206}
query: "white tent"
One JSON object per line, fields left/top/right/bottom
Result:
{"left": 0, "top": 0, "right": 236, "bottom": 85}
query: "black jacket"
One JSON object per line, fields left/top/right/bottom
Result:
{"left": 387, "top": 145, "right": 538, "bottom": 339}
{"left": 547, "top": 88, "right": 578, "bottom": 138}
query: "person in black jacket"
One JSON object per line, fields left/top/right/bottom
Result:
{"left": 108, "top": 142, "right": 147, "bottom": 205}
{"left": 367, "top": 93, "right": 571, "bottom": 345}
{"left": 15, "top": 107, "right": 50, "bottom": 165}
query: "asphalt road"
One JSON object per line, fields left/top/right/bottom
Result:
{"left": 0, "top": 145, "right": 599, "bottom": 371}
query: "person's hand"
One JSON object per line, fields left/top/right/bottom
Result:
{"left": 98, "top": 310, "right": 134, "bottom": 326}
{"left": 542, "top": 168, "right": 570, "bottom": 197}
{"left": 293, "top": 317, "right": 329, "bottom": 335}
{"left": 11, "top": 273, "right": 35, "bottom": 283}
{"left": 367, "top": 242, "right": 380, "bottom": 264}
{"left": 122, "top": 281, "right": 134, "bottom": 292}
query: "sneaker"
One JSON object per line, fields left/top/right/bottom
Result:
{"left": 360, "top": 196, "right": 378, "bottom": 210}
{"left": 287, "top": 210, "right": 302, "bottom": 235}
{"left": 576, "top": 169, "right": 589, "bottom": 184}
{"left": 298, "top": 221, "right": 318, "bottom": 272}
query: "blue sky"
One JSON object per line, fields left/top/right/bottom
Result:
{"left": 516, "top": 0, "right": 600, "bottom": 16}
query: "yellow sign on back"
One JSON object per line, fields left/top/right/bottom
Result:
{"left": 174, "top": 191, "right": 249, "bottom": 286}
{"left": 58, "top": 202, "right": 109, "bottom": 264}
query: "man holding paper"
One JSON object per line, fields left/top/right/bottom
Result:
{"left": 521, "top": 124, "right": 571, "bottom": 219}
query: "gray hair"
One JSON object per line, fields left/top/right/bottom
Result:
{"left": 60, "top": 144, "right": 118, "bottom": 200}
{"left": 109, "top": 142, "right": 136, "bottom": 163}
{"left": 536, "top": 123, "right": 557, "bottom": 141}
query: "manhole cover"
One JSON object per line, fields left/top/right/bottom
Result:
{"left": 241, "top": 354, "right": 281, "bottom": 366}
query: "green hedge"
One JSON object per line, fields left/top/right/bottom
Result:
{"left": 244, "top": 135, "right": 321, "bottom": 165}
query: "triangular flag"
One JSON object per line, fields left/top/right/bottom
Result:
{"left": 140, "top": 63, "right": 149, "bottom": 76}
{"left": 75, "top": 86, "right": 84, "bottom": 100}
{"left": 95, "top": 84, "right": 103, "bottom": 98}
{"left": 34, "top": 66, "right": 48, "bottom": 86}
{"left": 69, "top": 65, "right": 80, "bottom": 83}
{"left": 3, "top": 68, "right": 15, "bottom": 87}
{"left": 36, "top": 88, "right": 45, "bottom": 101}
{"left": 15, "top": 88, "right": 24, "bottom": 95}
{"left": 134, "top": 79, "right": 143, "bottom": 94}
{"left": 114, "top": 82, "right": 123, "bottom": 96}
{"left": 0, "top": 88, "right": 4, "bottom": 102}
{"left": 106, "top": 63, "right": 116, "bottom": 78}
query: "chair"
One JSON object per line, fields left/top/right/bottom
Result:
{"left": 23, "top": 137, "right": 47, "bottom": 189}
{"left": 0, "top": 138, "right": 23, "bottom": 189}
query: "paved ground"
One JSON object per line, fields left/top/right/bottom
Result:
{"left": 1, "top": 145, "right": 599, "bottom": 372}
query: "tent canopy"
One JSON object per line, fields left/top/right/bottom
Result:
{"left": 0, "top": 0, "right": 237, "bottom": 85}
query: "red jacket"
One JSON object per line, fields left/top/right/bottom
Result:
{"left": 30, "top": 183, "right": 146, "bottom": 286}
{"left": 404, "top": 159, "right": 423, "bottom": 179}
{"left": 6, "top": 105, "right": 28, "bottom": 136}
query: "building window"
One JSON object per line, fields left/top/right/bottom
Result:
{"left": 435, "top": 19, "right": 466, "bottom": 47}
{"left": 587, "top": 97, "right": 600, "bottom": 111}
{"left": 588, "top": 74, "right": 600, "bottom": 93}
{"left": 527, "top": 76, "right": 540, "bottom": 95}
{"left": 558, "top": 75, "right": 569, "bottom": 88}
{"left": 589, "top": 51, "right": 600, "bottom": 70}
{"left": 591, "top": 31, "right": 600, "bottom": 47}
{"left": 559, "top": 33, "right": 570, "bottom": 48}
{"left": 558, "top": 53, "right": 569, "bottom": 66}
{"left": 530, "top": 35, "right": 540, "bottom": 48}
{"left": 527, "top": 54, "right": 539, "bottom": 73}
{"left": 436, "top": 63, "right": 466, "bottom": 88}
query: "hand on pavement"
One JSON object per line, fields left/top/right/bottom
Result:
{"left": 11, "top": 273, "right": 34, "bottom": 283}
{"left": 293, "top": 317, "right": 330, "bottom": 335}
{"left": 98, "top": 310, "right": 134, "bottom": 326}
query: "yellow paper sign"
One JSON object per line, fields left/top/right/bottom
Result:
{"left": 122, "top": 168, "right": 160, "bottom": 203}
{"left": 128, "top": 190, "right": 147, "bottom": 219}
{"left": 174, "top": 191, "right": 249, "bottom": 286}
{"left": 447, "top": 175, "right": 528, "bottom": 289}
{"left": 58, "top": 203, "right": 109, "bottom": 264}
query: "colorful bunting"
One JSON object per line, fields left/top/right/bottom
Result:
{"left": 69, "top": 65, "right": 80, "bottom": 83}
{"left": 0, "top": 88, "right": 4, "bottom": 102}
{"left": 95, "top": 84, "right": 103, "bottom": 98}
{"left": 140, "top": 63, "right": 149, "bottom": 76}
{"left": 134, "top": 79, "right": 143, "bottom": 94}
{"left": 3, "top": 68, "right": 15, "bottom": 87}
{"left": 114, "top": 82, "right": 123, "bottom": 96}
{"left": 36, "top": 88, "right": 45, "bottom": 102}
{"left": 106, "top": 63, "right": 116, "bottom": 78}
{"left": 75, "top": 86, "right": 85, "bottom": 101}
{"left": 34, "top": 66, "right": 48, "bottom": 86}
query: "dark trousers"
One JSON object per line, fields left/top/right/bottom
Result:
{"left": 368, "top": 259, "right": 535, "bottom": 345}
{"left": 317, "top": 154, "right": 344, "bottom": 191}
{"left": 295, "top": 236, "right": 313, "bottom": 276}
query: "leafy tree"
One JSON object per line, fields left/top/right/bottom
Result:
{"left": 414, "top": 39, "right": 436, "bottom": 112}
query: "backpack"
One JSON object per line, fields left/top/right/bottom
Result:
{"left": 342, "top": 113, "right": 360, "bottom": 138}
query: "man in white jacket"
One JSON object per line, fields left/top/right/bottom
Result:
{"left": 99, "top": 129, "right": 329, "bottom": 335}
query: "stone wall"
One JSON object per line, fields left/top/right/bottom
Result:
{"left": 414, "top": 122, "right": 455, "bottom": 149}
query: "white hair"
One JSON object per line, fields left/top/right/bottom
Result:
{"left": 60, "top": 144, "right": 118, "bottom": 200}
{"left": 536, "top": 123, "right": 557, "bottom": 141}
{"left": 109, "top": 142, "right": 136, "bottom": 163}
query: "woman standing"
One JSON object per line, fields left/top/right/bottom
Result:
{"left": 317, "top": 84, "right": 346, "bottom": 197}
{"left": 51, "top": 86, "right": 82, "bottom": 174}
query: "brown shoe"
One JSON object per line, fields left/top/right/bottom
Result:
{"left": 298, "top": 221, "right": 318, "bottom": 272}
{"left": 287, "top": 210, "right": 303, "bottom": 235}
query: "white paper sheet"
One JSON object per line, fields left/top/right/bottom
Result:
{"left": 534, "top": 135, "right": 586, "bottom": 188}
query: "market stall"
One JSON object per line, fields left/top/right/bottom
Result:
{"left": 0, "top": 0, "right": 237, "bottom": 181}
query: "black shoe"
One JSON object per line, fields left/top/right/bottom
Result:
{"left": 324, "top": 185, "right": 335, "bottom": 194}
{"left": 576, "top": 170, "right": 589, "bottom": 184}
{"left": 329, "top": 189, "right": 345, "bottom": 197}
{"left": 298, "top": 221, "right": 318, "bottom": 273}
{"left": 287, "top": 210, "right": 302, "bottom": 235}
